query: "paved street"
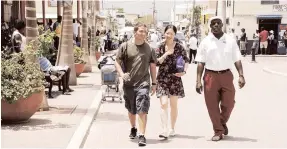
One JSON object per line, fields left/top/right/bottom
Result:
{"left": 83, "top": 58, "right": 287, "bottom": 148}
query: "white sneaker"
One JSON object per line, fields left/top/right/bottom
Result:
{"left": 169, "top": 130, "right": 176, "bottom": 137}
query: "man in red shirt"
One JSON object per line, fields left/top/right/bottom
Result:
{"left": 259, "top": 27, "right": 268, "bottom": 54}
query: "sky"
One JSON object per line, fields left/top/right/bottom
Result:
{"left": 102, "top": 0, "right": 189, "bottom": 21}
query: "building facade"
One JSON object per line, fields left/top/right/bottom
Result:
{"left": 199, "top": 0, "right": 287, "bottom": 54}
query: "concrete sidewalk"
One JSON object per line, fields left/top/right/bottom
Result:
{"left": 1, "top": 66, "right": 102, "bottom": 148}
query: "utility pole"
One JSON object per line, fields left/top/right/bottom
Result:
{"left": 152, "top": 0, "right": 156, "bottom": 28}
{"left": 190, "top": 0, "right": 196, "bottom": 35}
{"left": 173, "top": 0, "right": 176, "bottom": 25}
{"left": 217, "top": 0, "right": 227, "bottom": 32}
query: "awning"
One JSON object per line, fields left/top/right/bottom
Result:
{"left": 257, "top": 15, "right": 282, "bottom": 19}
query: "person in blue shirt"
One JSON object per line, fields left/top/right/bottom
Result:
{"left": 38, "top": 57, "right": 74, "bottom": 95}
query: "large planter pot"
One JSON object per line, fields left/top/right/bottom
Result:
{"left": 1, "top": 90, "right": 44, "bottom": 123}
{"left": 95, "top": 51, "right": 101, "bottom": 61}
{"left": 75, "top": 63, "right": 85, "bottom": 77}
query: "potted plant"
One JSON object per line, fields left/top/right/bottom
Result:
{"left": 74, "top": 46, "right": 86, "bottom": 77}
{"left": 94, "top": 36, "right": 101, "bottom": 60}
{"left": 1, "top": 41, "right": 45, "bottom": 123}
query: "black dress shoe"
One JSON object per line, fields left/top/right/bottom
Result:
{"left": 211, "top": 134, "right": 223, "bottom": 141}
{"left": 223, "top": 124, "right": 228, "bottom": 135}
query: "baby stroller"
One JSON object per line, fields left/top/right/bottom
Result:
{"left": 98, "top": 54, "right": 122, "bottom": 103}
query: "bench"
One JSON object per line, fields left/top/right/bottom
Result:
{"left": 43, "top": 70, "right": 65, "bottom": 98}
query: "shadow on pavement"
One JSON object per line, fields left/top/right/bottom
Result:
{"left": 96, "top": 112, "right": 129, "bottom": 121}
{"left": 223, "top": 136, "right": 257, "bottom": 142}
{"left": 1, "top": 118, "right": 72, "bottom": 131}
{"left": 130, "top": 138, "right": 172, "bottom": 144}
{"left": 173, "top": 134, "right": 204, "bottom": 140}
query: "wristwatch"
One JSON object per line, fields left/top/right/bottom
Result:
{"left": 152, "top": 83, "right": 157, "bottom": 86}
{"left": 183, "top": 71, "right": 186, "bottom": 74}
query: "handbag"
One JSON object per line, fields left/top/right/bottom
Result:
{"left": 176, "top": 55, "right": 185, "bottom": 72}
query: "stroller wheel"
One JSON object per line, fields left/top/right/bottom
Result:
{"left": 112, "top": 98, "right": 115, "bottom": 101}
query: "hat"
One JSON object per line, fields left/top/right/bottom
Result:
{"left": 208, "top": 16, "right": 223, "bottom": 25}
{"left": 270, "top": 30, "right": 274, "bottom": 34}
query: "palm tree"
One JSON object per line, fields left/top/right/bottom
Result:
{"left": 26, "top": 1, "right": 49, "bottom": 111}
{"left": 81, "top": 1, "right": 92, "bottom": 72}
{"left": 89, "top": 1, "right": 96, "bottom": 63}
{"left": 56, "top": 0, "right": 77, "bottom": 85}
{"left": 26, "top": 1, "right": 38, "bottom": 43}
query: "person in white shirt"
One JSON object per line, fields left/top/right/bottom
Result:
{"left": 11, "top": 20, "right": 26, "bottom": 52}
{"left": 188, "top": 34, "right": 198, "bottom": 64}
{"left": 229, "top": 28, "right": 237, "bottom": 41}
{"left": 73, "top": 19, "right": 80, "bottom": 38}
{"left": 252, "top": 29, "right": 260, "bottom": 55}
{"left": 149, "top": 31, "right": 160, "bottom": 49}
{"left": 195, "top": 16, "right": 246, "bottom": 141}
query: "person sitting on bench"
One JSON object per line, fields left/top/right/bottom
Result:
{"left": 39, "top": 56, "right": 74, "bottom": 95}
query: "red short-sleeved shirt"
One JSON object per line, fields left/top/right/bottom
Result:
{"left": 260, "top": 30, "right": 268, "bottom": 42}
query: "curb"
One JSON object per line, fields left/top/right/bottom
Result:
{"left": 263, "top": 67, "right": 287, "bottom": 78}
{"left": 66, "top": 90, "right": 102, "bottom": 149}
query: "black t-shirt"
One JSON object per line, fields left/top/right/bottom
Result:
{"left": 240, "top": 33, "right": 246, "bottom": 41}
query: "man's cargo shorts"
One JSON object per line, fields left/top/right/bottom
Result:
{"left": 123, "top": 84, "right": 150, "bottom": 115}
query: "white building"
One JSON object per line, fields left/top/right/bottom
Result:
{"left": 226, "top": 0, "right": 287, "bottom": 54}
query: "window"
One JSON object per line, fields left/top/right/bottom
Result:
{"left": 261, "top": 0, "right": 279, "bottom": 5}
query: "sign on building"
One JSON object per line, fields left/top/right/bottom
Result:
{"left": 273, "top": 4, "right": 287, "bottom": 11}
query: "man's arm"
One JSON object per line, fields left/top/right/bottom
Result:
{"left": 196, "top": 63, "right": 205, "bottom": 83}
{"left": 150, "top": 63, "right": 157, "bottom": 84}
{"left": 150, "top": 48, "right": 157, "bottom": 83}
{"left": 232, "top": 38, "right": 244, "bottom": 76}
{"left": 115, "top": 45, "right": 125, "bottom": 77}
{"left": 234, "top": 61, "right": 244, "bottom": 76}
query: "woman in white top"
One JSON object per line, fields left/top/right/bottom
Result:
{"left": 11, "top": 20, "right": 26, "bottom": 52}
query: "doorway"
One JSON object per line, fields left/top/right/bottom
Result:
{"left": 258, "top": 18, "right": 281, "bottom": 54}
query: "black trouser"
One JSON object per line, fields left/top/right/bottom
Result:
{"left": 54, "top": 36, "right": 60, "bottom": 50}
{"left": 189, "top": 49, "right": 197, "bottom": 63}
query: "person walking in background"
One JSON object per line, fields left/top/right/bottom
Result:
{"left": 268, "top": 30, "right": 275, "bottom": 55}
{"left": 229, "top": 28, "right": 237, "bottom": 41}
{"left": 73, "top": 19, "right": 80, "bottom": 39}
{"left": 156, "top": 25, "right": 189, "bottom": 139}
{"left": 106, "top": 29, "right": 112, "bottom": 51}
{"left": 252, "top": 30, "right": 260, "bottom": 55}
{"left": 195, "top": 16, "right": 246, "bottom": 141}
{"left": 188, "top": 34, "right": 198, "bottom": 64}
{"left": 114, "top": 23, "right": 157, "bottom": 147}
{"left": 259, "top": 27, "right": 268, "bottom": 55}
{"left": 45, "top": 19, "right": 53, "bottom": 31}
{"left": 11, "top": 20, "right": 26, "bottom": 52}
{"left": 149, "top": 31, "right": 160, "bottom": 50}
{"left": 239, "top": 28, "right": 247, "bottom": 56}
{"left": 53, "top": 16, "right": 62, "bottom": 50}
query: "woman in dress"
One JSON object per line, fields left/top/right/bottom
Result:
{"left": 156, "top": 25, "right": 189, "bottom": 139}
